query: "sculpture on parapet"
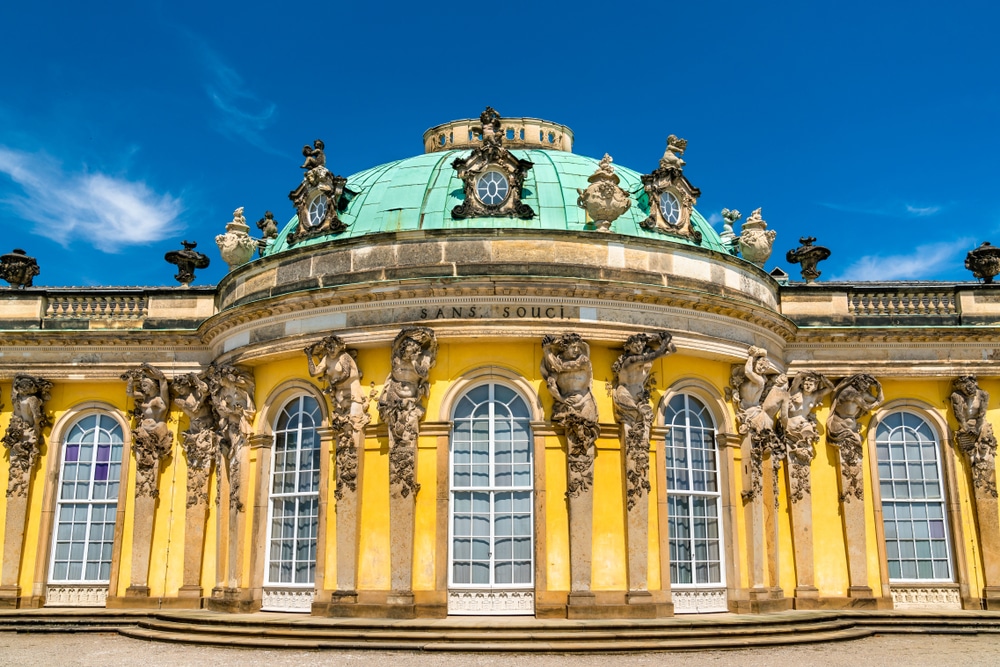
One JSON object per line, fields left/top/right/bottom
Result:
{"left": 307, "top": 335, "right": 372, "bottom": 500}
{"left": 726, "top": 346, "right": 785, "bottom": 501}
{"left": 172, "top": 371, "right": 220, "bottom": 507}
{"left": 612, "top": 331, "right": 676, "bottom": 510}
{"left": 2, "top": 374, "right": 52, "bottom": 498}
{"left": 207, "top": 363, "right": 256, "bottom": 511}
{"left": 827, "top": 374, "right": 883, "bottom": 502}
{"left": 737, "top": 208, "right": 777, "bottom": 268}
{"left": 966, "top": 242, "right": 1000, "bottom": 284}
{"left": 300, "top": 139, "right": 326, "bottom": 171}
{"left": 216, "top": 207, "right": 258, "bottom": 271}
{"left": 122, "top": 364, "right": 173, "bottom": 498}
{"left": 256, "top": 211, "right": 279, "bottom": 257}
{"left": 288, "top": 139, "right": 349, "bottom": 244}
{"left": 541, "top": 332, "right": 600, "bottom": 498}
{"left": 0, "top": 249, "right": 40, "bottom": 289}
{"left": 165, "top": 240, "right": 210, "bottom": 286}
{"left": 786, "top": 237, "right": 831, "bottom": 283}
{"left": 950, "top": 375, "right": 998, "bottom": 497}
{"left": 720, "top": 208, "right": 741, "bottom": 252}
{"left": 378, "top": 327, "right": 437, "bottom": 498}
{"left": 639, "top": 135, "right": 702, "bottom": 243}
{"left": 577, "top": 154, "right": 632, "bottom": 233}
{"left": 781, "top": 372, "right": 834, "bottom": 500}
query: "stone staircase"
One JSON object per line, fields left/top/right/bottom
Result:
{"left": 1, "top": 609, "right": 999, "bottom": 652}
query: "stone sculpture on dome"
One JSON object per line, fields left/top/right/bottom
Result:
{"left": 300, "top": 139, "right": 326, "bottom": 170}
{"left": 288, "top": 138, "right": 349, "bottom": 245}
{"left": 577, "top": 154, "right": 632, "bottom": 232}
{"left": 216, "top": 206, "right": 258, "bottom": 271}
{"left": 737, "top": 208, "right": 777, "bottom": 268}
{"left": 640, "top": 135, "right": 702, "bottom": 244}
{"left": 452, "top": 107, "right": 535, "bottom": 220}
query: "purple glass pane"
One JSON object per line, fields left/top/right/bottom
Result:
{"left": 95, "top": 463, "right": 109, "bottom": 482}
{"left": 65, "top": 444, "right": 79, "bottom": 463}
{"left": 97, "top": 444, "right": 110, "bottom": 463}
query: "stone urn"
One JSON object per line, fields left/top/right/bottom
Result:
{"left": 577, "top": 154, "right": 631, "bottom": 232}
{"left": 737, "top": 208, "right": 777, "bottom": 268}
{"left": 966, "top": 242, "right": 1000, "bottom": 284}
{"left": 215, "top": 207, "right": 258, "bottom": 271}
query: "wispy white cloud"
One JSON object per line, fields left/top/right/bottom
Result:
{"left": 819, "top": 201, "right": 946, "bottom": 218}
{"left": 195, "top": 40, "right": 280, "bottom": 155}
{"left": 832, "top": 238, "right": 974, "bottom": 281}
{"left": 707, "top": 212, "right": 723, "bottom": 226}
{"left": 0, "top": 147, "right": 183, "bottom": 252}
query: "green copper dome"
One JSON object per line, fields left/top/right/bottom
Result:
{"left": 265, "top": 148, "right": 731, "bottom": 256}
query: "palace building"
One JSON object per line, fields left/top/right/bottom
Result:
{"left": 1, "top": 108, "right": 999, "bottom": 620}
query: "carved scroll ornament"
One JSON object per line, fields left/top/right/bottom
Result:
{"left": 306, "top": 335, "right": 372, "bottom": 500}
{"left": 541, "top": 333, "right": 599, "bottom": 498}
{"left": 2, "top": 374, "right": 52, "bottom": 498}
{"left": 826, "top": 374, "right": 883, "bottom": 502}
{"left": 612, "top": 331, "right": 675, "bottom": 510}
{"left": 950, "top": 375, "right": 998, "bottom": 497}
{"left": 377, "top": 327, "right": 437, "bottom": 499}
{"left": 122, "top": 364, "right": 174, "bottom": 498}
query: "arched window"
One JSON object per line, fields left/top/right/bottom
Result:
{"left": 263, "top": 395, "right": 321, "bottom": 611}
{"left": 49, "top": 414, "right": 124, "bottom": 585}
{"left": 663, "top": 393, "right": 726, "bottom": 611}
{"left": 875, "top": 411, "right": 952, "bottom": 581}
{"left": 448, "top": 383, "right": 534, "bottom": 615}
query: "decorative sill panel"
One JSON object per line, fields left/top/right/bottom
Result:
{"left": 261, "top": 588, "right": 315, "bottom": 612}
{"left": 45, "top": 585, "right": 108, "bottom": 607}
{"left": 672, "top": 588, "right": 728, "bottom": 614}
{"left": 448, "top": 589, "right": 534, "bottom": 615}
{"left": 891, "top": 586, "right": 961, "bottom": 609}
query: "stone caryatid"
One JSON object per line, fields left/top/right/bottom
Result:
{"left": 737, "top": 208, "right": 777, "bottom": 268}
{"left": 307, "top": 335, "right": 371, "bottom": 500}
{"left": 727, "top": 346, "right": 783, "bottom": 501}
{"left": 577, "top": 154, "right": 632, "bottom": 232}
{"left": 378, "top": 327, "right": 437, "bottom": 499}
{"left": 782, "top": 372, "right": 834, "bottom": 501}
{"left": 827, "top": 374, "right": 883, "bottom": 502}
{"left": 122, "top": 364, "right": 173, "bottom": 498}
{"left": 2, "top": 374, "right": 52, "bottom": 498}
{"left": 950, "top": 375, "right": 998, "bottom": 497}
{"left": 171, "top": 371, "right": 220, "bottom": 507}
{"left": 541, "top": 333, "right": 600, "bottom": 498}
{"left": 612, "top": 331, "right": 676, "bottom": 510}
{"left": 207, "top": 363, "right": 256, "bottom": 511}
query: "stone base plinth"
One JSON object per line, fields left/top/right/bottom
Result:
{"left": 0, "top": 585, "right": 21, "bottom": 609}
{"left": 566, "top": 602, "right": 673, "bottom": 619}
{"left": 983, "top": 587, "right": 1000, "bottom": 610}
{"left": 205, "top": 587, "right": 258, "bottom": 613}
{"left": 324, "top": 602, "right": 448, "bottom": 619}
{"left": 730, "top": 587, "right": 792, "bottom": 614}
{"left": 124, "top": 585, "right": 150, "bottom": 599}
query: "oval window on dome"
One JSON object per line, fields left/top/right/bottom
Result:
{"left": 307, "top": 195, "right": 327, "bottom": 227}
{"left": 475, "top": 171, "right": 510, "bottom": 206}
{"left": 659, "top": 191, "right": 681, "bottom": 225}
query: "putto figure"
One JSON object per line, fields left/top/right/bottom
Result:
{"left": 307, "top": 335, "right": 371, "bottom": 499}
{"left": 2, "top": 374, "right": 52, "bottom": 498}
{"left": 541, "top": 332, "right": 599, "bottom": 498}
{"left": 122, "top": 364, "right": 173, "bottom": 498}
{"left": 827, "top": 374, "right": 883, "bottom": 502}
{"left": 782, "top": 372, "right": 834, "bottom": 500}
{"left": 378, "top": 327, "right": 437, "bottom": 498}
{"left": 950, "top": 375, "right": 998, "bottom": 497}
{"left": 300, "top": 139, "right": 326, "bottom": 170}
{"left": 612, "top": 331, "right": 676, "bottom": 510}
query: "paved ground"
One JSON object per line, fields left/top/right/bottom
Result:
{"left": 1, "top": 632, "right": 999, "bottom": 667}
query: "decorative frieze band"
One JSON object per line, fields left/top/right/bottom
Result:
{"left": 260, "top": 588, "right": 315, "bottom": 612}
{"left": 672, "top": 588, "right": 729, "bottom": 614}
{"left": 890, "top": 586, "right": 961, "bottom": 609}
{"left": 45, "top": 585, "right": 108, "bottom": 607}
{"left": 447, "top": 589, "right": 534, "bottom": 615}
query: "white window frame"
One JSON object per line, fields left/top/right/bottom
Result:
{"left": 447, "top": 382, "right": 534, "bottom": 592}
{"left": 48, "top": 412, "right": 124, "bottom": 585}
{"left": 874, "top": 409, "right": 954, "bottom": 583}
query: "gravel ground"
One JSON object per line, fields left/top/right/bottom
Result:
{"left": 1, "top": 633, "right": 999, "bottom": 667}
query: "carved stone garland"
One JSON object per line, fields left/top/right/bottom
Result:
{"left": 612, "top": 332, "right": 675, "bottom": 510}
{"left": 639, "top": 135, "right": 702, "bottom": 243}
{"left": 288, "top": 139, "right": 350, "bottom": 245}
{"left": 451, "top": 107, "right": 535, "bottom": 220}
{"left": 378, "top": 327, "right": 438, "bottom": 499}
{"left": 2, "top": 374, "right": 52, "bottom": 498}
{"left": 826, "top": 375, "right": 882, "bottom": 503}
{"left": 950, "top": 375, "right": 998, "bottom": 497}
{"left": 122, "top": 364, "right": 174, "bottom": 498}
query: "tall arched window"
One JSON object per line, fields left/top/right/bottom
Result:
{"left": 448, "top": 383, "right": 534, "bottom": 615}
{"left": 875, "top": 411, "right": 953, "bottom": 582}
{"left": 263, "top": 395, "right": 321, "bottom": 611}
{"left": 49, "top": 414, "right": 125, "bottom": 594}
{"left": 663, "top": 393, "right": 727, "bottom": 612}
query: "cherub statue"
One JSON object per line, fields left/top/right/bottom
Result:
{"left": 300, "top": 139, "right": 326, "bottom": 170}
{"left": 231, "top": 207, "right": 246, "bottom": 225}
{"left": 306, "top": 335, "right": 366, "bottom": 420}
{"left": 827, "top": 374, "right": 883, "bottom": 501}
{"left": 659, "top": 134, "right": 688, "bottom": 171}
{"left": 256, "top": 211, "right": 278, "bottom": 239}
{"left": 479, "top": 106, "right": 502, "bottom": 147}
{"left": 950, "top": 375, "right": 998, "bottom": 495}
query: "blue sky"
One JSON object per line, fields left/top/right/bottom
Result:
{"left": 1, "top": 1, "right": 997, "bottom": 287}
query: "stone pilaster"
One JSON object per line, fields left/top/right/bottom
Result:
{"left": 0, "top": 480, "right": 30, "bottom": 607}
